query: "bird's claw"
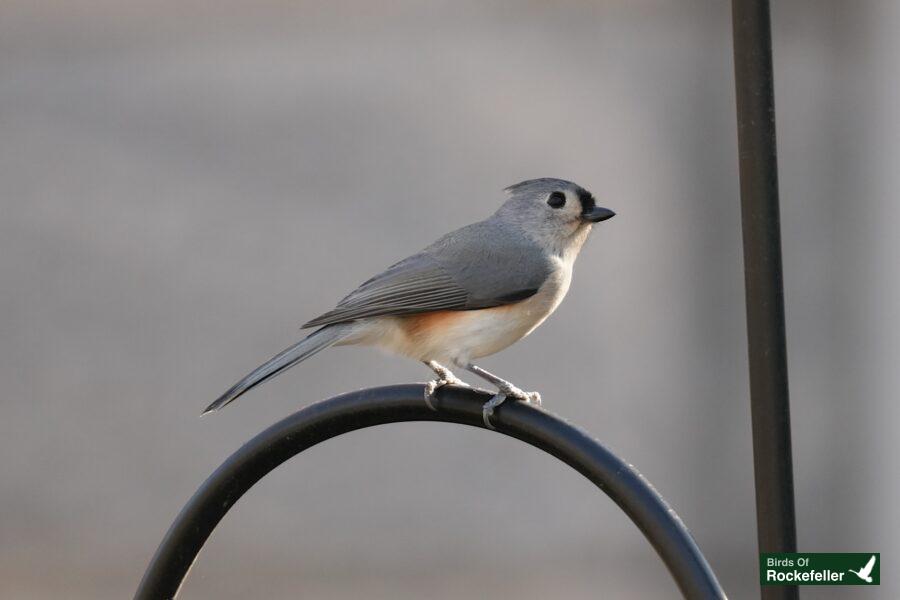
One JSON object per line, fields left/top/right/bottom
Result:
{"left": 497, "top": 383, "right": 541, "bottom": 407}
{"left": 481, "top": 386, "right": 541, "bottom": 429}
{"left": 482, "top": 393, "right": 507, "bottom": 429}
{"left": 424, "top": 376, "right": 469, "bottom": 412}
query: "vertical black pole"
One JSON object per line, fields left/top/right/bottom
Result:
{"left": 730, "top": 1, "right": 798, "bottom": 599}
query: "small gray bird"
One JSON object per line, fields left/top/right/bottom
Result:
{"left": 204, "top": 178, "right": 614, "bottom": 426}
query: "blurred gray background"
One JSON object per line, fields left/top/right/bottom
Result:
{"left": 1, "top": 1, "right": 897, "bottom": 598}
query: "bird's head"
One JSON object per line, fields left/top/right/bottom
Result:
{"left": 495, "top": 178, "right": 615, "bottom": 257}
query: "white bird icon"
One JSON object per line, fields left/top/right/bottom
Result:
{"left": 848, "top": 555, "right": 877, "bottom": 583}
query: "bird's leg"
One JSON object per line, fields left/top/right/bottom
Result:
{"left": 460, "top": 363, "right": 541, "bottom": 429}
{"left": 423, "top": 360, "right": 469, "bottom": 411}
{"left": 462, "top": 363, "right": 542, "bottom": 405}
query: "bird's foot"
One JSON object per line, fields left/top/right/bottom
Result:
{"left": 482, "top": 393, "right": 506, "bottom": 429}
{"left": 424, "top": 361, "right": 469, "bottom": 412}
{"left": 457, "top": 363, "right": 542, "bottom": 428}
{"left": 496, "top": 382, "right": 542, "bottom": 407}
{"left": 481, "top": 386, "right": 541, "bottom": 429}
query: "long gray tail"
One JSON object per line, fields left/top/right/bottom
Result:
{"left": 203, "top": 324, "right": 354, "bottom": 414}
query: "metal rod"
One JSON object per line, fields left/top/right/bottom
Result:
{"left": 135, "top": 385, "right": 725, "bottom": 599}
{"left": 731, "top": 1, "right": 798, "bottom": 598}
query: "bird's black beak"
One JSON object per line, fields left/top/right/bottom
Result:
{"left": 581, "top": 206, "right": 616, "bottom": 223}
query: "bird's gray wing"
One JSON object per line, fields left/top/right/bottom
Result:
{"left": 302, "top": 220, "right": 553, "bottom": 328}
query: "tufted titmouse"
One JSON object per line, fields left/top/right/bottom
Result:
{"left": 204, "top": 178, "right": 614, "bottom": 426}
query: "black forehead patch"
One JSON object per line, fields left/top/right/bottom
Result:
{"left": 577, "top": 190, "right": 596, "bottom": 213}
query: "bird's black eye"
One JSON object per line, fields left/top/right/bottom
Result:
{"left": 547, "top": 191, "right": 566, "bottom": 208}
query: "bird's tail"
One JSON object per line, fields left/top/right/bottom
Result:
{"left": 203, "top": 324, "right": 355, "bottom": 414}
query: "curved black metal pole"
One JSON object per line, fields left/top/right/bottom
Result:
{"left": 135, "top": 385, "right": 725, "bottom": 599}
{"left": 731, "top": 2, "right": 798, "bottom": 599}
